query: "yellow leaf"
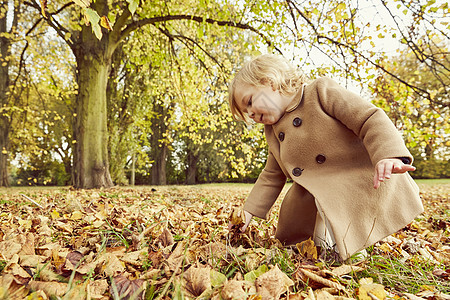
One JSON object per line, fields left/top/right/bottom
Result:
{"left": 296, "top": 237, "right": 318, "bottom": 260}
{"left": 70, "top": 210, "right": 84, "bottom": 220}
{"left": 100, "top": 16, "right": 113, "bottom": 30}
{"left": 379, "top": 242, "right": 393, "bottom": 253}
{"left": 18, "top": 219, "right": 32, "bottom": 230}
{"left": 50, "top": 210, "right": 60, "bottom": 220}
{"left": 358, "top": 278, "right": 386, "bottom": 300}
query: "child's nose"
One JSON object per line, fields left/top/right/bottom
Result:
{"left": 248, "top": 111, "right": 255, "bottom": 118}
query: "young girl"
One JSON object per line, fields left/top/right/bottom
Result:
{"left": 228, "top": 54, "right": 423, "bottom": 260}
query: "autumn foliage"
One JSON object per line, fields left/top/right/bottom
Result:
{"left": 0, "top": 183, "right": 449, "bottom": 299}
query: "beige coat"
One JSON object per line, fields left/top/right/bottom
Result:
{"left": 243, "top": 77, "right": 423, "bottom": 259}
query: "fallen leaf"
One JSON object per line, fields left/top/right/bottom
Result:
{"left": 315, "top": 289, "right": 335, "bottom": 300}
{"left": 297, "top": 238, "right": 318, "bottom": 260}
{"left": 210, "top": 269, "right": 227, "bottom": 287}
{"left": 110, "top": 275, "right": 145, "bottom": 300}
{"left": 88, "top": 279, "right": 108, "bottom": 299}
{"left": 357, "top": 278, "right": 386, "bottom": 300}
{"left": 331, "top": 264, "right": 365, "bottom": 277}
{"left": 0, "top": 239, "right": 21, "bottom": 260}
{"left": 229, "top": 207, "right": 244, "bottom": 227}
{"left": 221, "top": 280, "right": 248, "bottom": 300}
{"left": 297, "top": 268, "right": 346, "bottom": 291}
{"left": 28, "top": 280, "right": 67, "bottom": 297}
{"left": 157, "top": 228, "right": 174, "bottom": 248}
{"left": 0, "top": 274, "right": 30, "bottom": 298}
{"left": 183, "top": 266, "right": 211, "bottom": 297}
{"left": 99, "top": 253, "right": 125, "bottom": 277}
{"left": 244, "top": 264, "right": 269, "bottom": 282}
{"left": 255, "top": 265, "right": 294, "bottom": 300}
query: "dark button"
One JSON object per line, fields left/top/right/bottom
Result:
{"left": 292, "top": 167, "right": 303, "bottom": 177}
{"left": 278, "top": 132, "right": 285, "bottom": 141}
{"left": 293, "top": 117, "right": 303, "bottom": 127}
{"left": 316, "top": 154, "right": 326, "bottom": 164}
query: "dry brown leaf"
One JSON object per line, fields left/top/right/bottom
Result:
{"left": 229, "top": 207, "right": 244, "bottom": 227}
{"left": 88, "top": 279, "right": 109, "bottom": 299}
{"left": 19, "top": 233, "right": 36, "bottom": 256}
{"left": 299, "top": 268, "right": 346, "bottom": 291}
{"left": 183, "top": 266, "right": 211, "bottom": 297}
{"left": 0, "top": 274, "right": 30, "bottom": 299}
{"left": 281, "top": 293, "right": 305, "bottom": 300}
{"left": 164, "top": 241, "right": 187, "bottom": 273}
{"left": 157, "top": 228, "right": 174, "bottom": 248}
{"left": 315, "top": 289, "right": 335, "bottom": 300}
{"left": 403, "top": 293, "right": 426, "bottom": 300}
{"left": 221, "top": 280, "right": 248, "bottom": 300}
{"left": 331, "top": 264, "right": 365, "bottom": 277}
{"left": 255, "top": 265, "right": 294, "bottom": 300}
{"left": 121, "top": 250, "right": 147, "bottom": 267}
{"left": 28, "top": 280, "right": 68, "bottom": 297}
{"left": 0, "top": 239, "right": 21, "bottom": 260}
{"left": 19, "top": 254, "right": 46, "bottom": 268}
{"left": 110, "top": 275, "right": 145, "bottom": 300}
{"left": 98, "top": 253, "right": 125, "bottom": 277}
{"left": 8, "top": 262, "right": 32, "bottom": 279}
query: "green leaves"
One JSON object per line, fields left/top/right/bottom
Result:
{"left": 84, "top": 8, "right": 102, "bottom": 39}
{"left": 127, "top": 0, "right": 139, "bottom": 15}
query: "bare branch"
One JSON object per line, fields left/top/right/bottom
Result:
{"left": 119, "top": 14, "right": 282, "bottom": 54}
{"left": 24, "top": 0, "right": 74, "bottom": 48}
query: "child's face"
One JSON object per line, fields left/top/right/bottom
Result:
{"left": 234, "top": 82, "right": 293, "bottom": 125}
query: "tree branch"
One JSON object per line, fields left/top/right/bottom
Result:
{"left": 119, "top": 14, "right": 281, "bottom": 53}
{"left": 24, "top": 0, "right": 74, "bottom": 49}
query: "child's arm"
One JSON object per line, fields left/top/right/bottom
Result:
{"left": 373, "top": 158, "right": 416, "bottom": 189}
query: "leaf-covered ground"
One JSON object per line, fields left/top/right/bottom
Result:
{"left": 0, "top": 182, "right": 449, "bottom": 300}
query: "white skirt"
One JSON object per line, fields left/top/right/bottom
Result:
{"left": 313, "top": 200, "right": 338, "bottom": 252}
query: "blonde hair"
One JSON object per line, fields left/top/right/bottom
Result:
{"left": 228, "top": 54, "right": 306, "bottom": 123}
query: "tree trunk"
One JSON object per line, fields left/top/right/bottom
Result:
{"left": 72, "top": 37, "right": 114, "bottom": 188}
{"left": 151, "top": 143, "right": 168, "bottom": 185}
{"left": 0, "top": 6, "right": 10, "bottom": 187}
{"left": 130, "top": 152, "right": 135, "bottom": 186}
{"left": 149, "top": 100, "right": 170, "bottom": 185}
{"left": 0, "top": 120, "right": 9, "bottom": 187}
{"left": 186, "top": 149, "right": 198, "bottom": 185}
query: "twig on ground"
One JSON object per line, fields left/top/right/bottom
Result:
{"left": 20, "top": 194, "right": 44, "bottom": 209}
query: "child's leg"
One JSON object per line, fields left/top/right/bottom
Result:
{"left": 275, "top": 183, "right": 317, "bottom": 245}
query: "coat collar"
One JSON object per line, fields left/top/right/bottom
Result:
{"left": 285, "top": 84, "right": 306, "bottom": 113}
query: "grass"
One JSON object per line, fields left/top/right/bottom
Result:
{"left": 0, "top": 180, "right": 448, "bottom": 299}
{"left": 348, "top": 253, "right": 450, "bottom": 294}
{"left": 415, "top": 178, "right": 450, "bottom": 186}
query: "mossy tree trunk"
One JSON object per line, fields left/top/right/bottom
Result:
{"left": 150, "top": 101, "right": 169, "bottom": 185}
{"left": 72, "top": 23, "right": 114, "bottom": 188}
{"left": 0, "top": 3, "right": 11, "bottom": 187}
{"left": 186, "top": 148, "right": 199, "bottom": 185}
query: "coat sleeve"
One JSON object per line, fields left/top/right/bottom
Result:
{"left": 243, "top": 151, "right": 287, "bottom": 219}
{"left": 315, "top": 77, "right": 413, "bottom": 166}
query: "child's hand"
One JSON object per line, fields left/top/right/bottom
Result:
{"left": 373, "top": 158, "right": 416, "bottom": 189}
{"left": 228, "top": 210, "right": 253, "bottom": 232}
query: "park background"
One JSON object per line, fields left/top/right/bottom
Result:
{"left": 0, "top": 0, "right": 448, "bottom": 189}
{"left": 0, "top": 1, "right": 449, "bottom": 299}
